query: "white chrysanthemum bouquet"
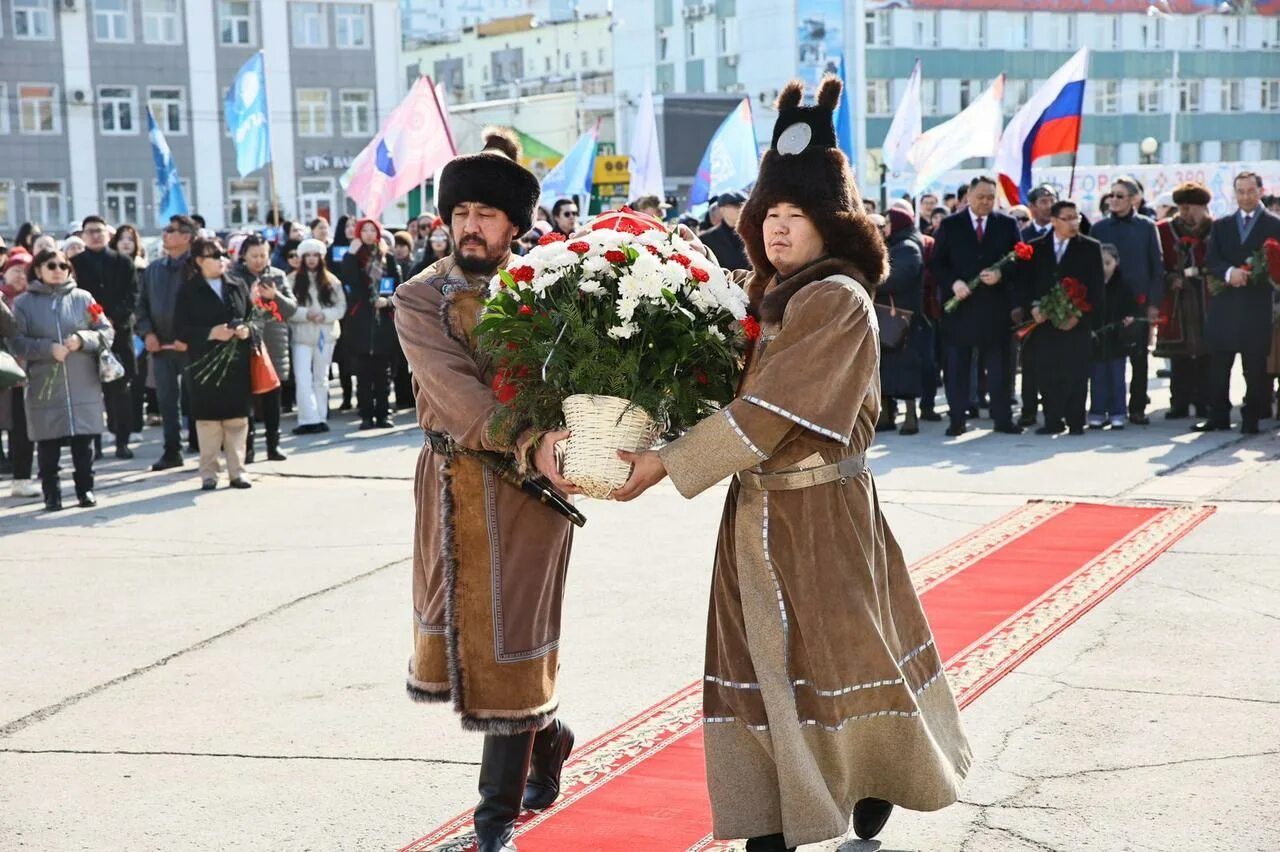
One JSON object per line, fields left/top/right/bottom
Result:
{"left": 476, "top": 209, "right": 756, "bottom": 497}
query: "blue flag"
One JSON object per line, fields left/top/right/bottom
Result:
{"left": 689, "top": 98, "right": 758, "bottom": 207}
{"left": 224, "top": 52, "right": 271, "bottom": 177}
{"left": 540, "top": 122, "right": 599, "bottom": 207}
{"left": 836, "top": 57, "right": 855, "bottom": 163}
{"left": 147, "top": 107, "right": 189, "bottom": 222}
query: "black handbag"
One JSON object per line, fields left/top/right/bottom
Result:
{"left": 876, "top": 297, "right": 913, "bottom": 351}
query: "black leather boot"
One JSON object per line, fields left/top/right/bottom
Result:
{"left": 474, "top": 732, "right": 535, "bottom": 852}
{"left": 42, "top": 477, "right": 62, "bottom": 512}
{"left": 853, "top": 797, "right": 894, "bottom": 840}
{"left": 745, "top": 834, "right": 794, "bottom": 852}
{"left": 523, "top": 719, "right": 575, "bottom": 810}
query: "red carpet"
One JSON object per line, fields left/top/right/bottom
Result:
{"left": 403, "top": 501, "right": 1212, "bottom": 852}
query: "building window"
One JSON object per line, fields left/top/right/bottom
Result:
{"left": 686, "top": 23, "right": 696, "bottom": 56}
{"left": 93, "top": 0, "right": 132, "bottom": 42}
{"left": 298, "top": 178, "right": 334, "bottom": 223}
{"left": 339, "top": 89, "right": 372, "bottom": 137}
{"left": 1221, "top": 80, "right": 1243, "bottom": 112}
{"left": 228, "top": 178, "right": 262, "bottom": 226}
{"left": 25, "top": 181, "right": 63, "bottom": 225}
{"left": 1262, "top": 80, "right": 1280, "bottom": 112}
{"left": 545, "top": 55, "right": 552, "bottom": 72}
{"left": 1262, "top": 141, "right": 1280, "bottom": 159}
{"left": 148, "top": 86, "right": 185, "bottom": 134}
{"left": 334, "top": 3, "right": 369, "bottom": 48}
{"left": 296, "top": 89, "right": 331, "bottom": 137}
{"left": 959, "top": 79, "right": 985, "bottom": 110}
{"left": 866, "top": 80, "right": 891, "bottom": 116}
{"left": 913, "top": 11, "right": 939, "bottom": 48}
{"left": 18, "top": 84, "right": 59, "bottom": 134}
{"left": 921, "top": 79, "right": 939, "bottom": 116}
{"left": 142, "top": 0, "right": 182, "bottom": 44}
{"left": 0, "top": 85, "right": 9, "bottom": 134}
{"left": 866, "top": 10, "right": 892, "bottom": 47}
{"left": 1270, "top": 18, "right": 1280, "bottom": 49}
{"left": 1136, "top": 80, "right": 1161, "bottom": 114}
{"left": 1139, "top": 17, "right": 1164, "bottom": 50}
{"left": 1179, "top": 142, "right": 1200, "bottom": 163}
{"left": 292, "top": 2, "right": 326, "bottom": 48}
{"left": 1179, "top": 80, "right": 1202, "bottom": 113}
{"left": 104, "top": 180, "right": 140, "bottom": 224}
{"left": 1221, "top": 141, "right": 1241, "bottom": 161}
{"left": 966, "top": 12, "right": 987, "bottom": 50}
{"left": 1094, "top": 144, "right": 1118, "bottom": 165}
{"left": 1193, "top": 18, "right": 1206, "bottom": 49}
{"left": 658, "top": 30, "right": 669, "bottom": 62}
{"left": 1005, "top": 79, "right": 1031, "bottom": 114}
{"left": 1222, "top": 17, "right": 1242, "bottom": 49}
{"left": 599, "top": 47, "right": 607, "bottom": 65}
{"left": 98, "top": 86, "right": 137, "bottom": 134}
{"left": 718, "top": 18, "right": 727, "bottom": 54}
{"left": 1093, "top": 81, "right": 1119, "bottom": 114}
{"left": 219, "top": 0, "right": 255, "bottom": 46}
{"left": 0, "top": 180, "right": 13, "bottom": 230}
{"left": 13, "top": 0, "right": 53, "bottom": 39}
{"left": 1010, "top": 13, "right": 1030, "bottom": 49}
{"left": 1109, "top": 17, "right": 1122, "bottom": 50}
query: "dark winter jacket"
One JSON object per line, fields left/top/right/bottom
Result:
{"left": 231, "top": 261, "right": 298, "bottom": 381}
{"left": 1091, "top": 268, "right": 1141, "bottom": 363}
{"left": 1203, "top": 208, "right": 1280, "bottom": 354}
{"left": 340, "top": 245, "right": 403, "bottom": 357}
{"left": 136, "top": 252, "right": 190, "bottom": 343}
{"left": 1090, "top": 211, "right": 1164, "bottom": 307}
{"left": 700, "top": 222, "right": 750, "bottom": 272}
{"left": 174, "top": 273, "right": 253, "bottom": 421}
{"left": 71, "top": 246, "right": 138, "bottom": 371}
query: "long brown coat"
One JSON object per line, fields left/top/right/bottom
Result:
{"left": 393, "top": 255, "right": 573, "bottom": 734}
{"left": 659, "top": 258, "right": 971, "bottom": 847}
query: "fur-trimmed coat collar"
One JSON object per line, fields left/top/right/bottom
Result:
{"left": 750, "top": 255, "right": 875, "bottom": 325}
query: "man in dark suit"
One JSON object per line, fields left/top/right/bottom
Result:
{"left": 930, "top": 175, "right": 1023, "bottom": 436}
{"left": 699, "top": 191, "right": 750, "bottom": 270}
{"left": 1194, "top": 171, "right": 1280, "bottom": 434}
{"left": 1018, "top": 201, "right": 1105, "bottom": 435}
{"left": 72, "top": 214, "right": 139, "bottom": 459}
{"left": 1016, "top": 184, "right": 1058, "bottom": 426}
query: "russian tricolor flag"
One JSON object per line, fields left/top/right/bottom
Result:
{"left": 995, "top": 48, "right": 1089, "bottom": 205}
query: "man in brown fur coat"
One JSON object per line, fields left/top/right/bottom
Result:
{"left": 393, "top": 130, "right": 578, "bottom": 852}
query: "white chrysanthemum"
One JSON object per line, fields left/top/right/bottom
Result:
{"left": 578, "top": 276, "right": 604, "bottom": 295}
{"left": 708, "top": 327, "right": 727, "bottom": 342}
{"left": 532, "top": 272, "right": 559, "bottom": 295}
{"left": 616, "top": 295, "right": 640, "bottom": 322}
{"left": 607, "top": 322, "right": 640, "bottom": 340}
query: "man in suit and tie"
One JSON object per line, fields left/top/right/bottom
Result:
{"left": 1016, "top": 184, "right": 1058, "bottom": 427}
{"left": 930, "top": 175, "right": 1024, "bottom": 436}
{"left": 1022, "top": 184, "right": 1057, "bottom": 242}
{"left": 1018, "top": 201, "right": 1105, "bottom": 435}
{"left": 1194, "top": 171, "right": 1280, "bottom": 434}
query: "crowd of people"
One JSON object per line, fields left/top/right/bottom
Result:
{"left": 2, "top": 171, "right": 1278, "bottom": 512}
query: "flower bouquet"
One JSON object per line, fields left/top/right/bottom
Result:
{"left": 1208, "top": 237, "right": 1280, "bottom": 296}
{"left": 1015, "top": 276, "right": 1092, "bottom": 340}
{"left": 38, "top": 301, "right": 108, "bottom": 400}
{"left": 476, "top": 212, "right": 751, "bottom": 499}
{"left": 944, "top": 241, "right": 1035, "bottom": 313}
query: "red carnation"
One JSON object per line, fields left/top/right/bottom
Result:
{"left": 538, "top": 232, "right": 566, "bottom": 246}
{"left": 1014, "top": 242, "right": 1035, "bottom": 262}
{"left": 87, "top": 302, "right": 105, "bottom": 322}
{"left": 1265, "top": 237, "right": 1280, "bottom": 282}
{"left": 1136, "top": 294, "right": 1147, "bottom": 306}
{"left": 1180, "top": 236, "right": 1200, "bottom": 246}
{"left": 691, "top": 266, "right": 710, "bottom": 283}
{"left": 604, "top": 250, "right": 626, "bottom": 264}
{"left": 511, "top": 266, "right": 535, "bottom": 283}
{"left": 518, "top": 304, "right": 534, "bottom": 315}
{"left": 695, "top": 369, "right": 709, "bottom": 386}
{"left": 568, "top": 241, "right": 591, "bottom": 255}
{"left": 506, "top": 341, "right": 519, "bottom": 352}
{"left": 671, "top": 253, "right": 692, "bottom": 268}
{"left": 740, "top": 316, "right": 761, "bottom": 341}
{"left": 646, "top": 245, "right": 660, "bottom": 256}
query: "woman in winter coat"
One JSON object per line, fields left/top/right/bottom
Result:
{"left": 109, "top": 223, "right": 148, "bottom": 269}
{"left": 232, "top": 235, "right": 297, "bottom": 462}
{"left": 288, "top": 239, "right": 346, "bottom": 434}
{"left": 10, "top": 249, "right": 114, "bottom": 511}
{"left": 1089, "top": 244, "right": 1141, "bottom": 429}
{"left": 2, "top": 249, "right": 39, "bottom": 499}
{"left": 174, "top": 238, "right": 255, "bottom": 491}
{"left": 339, "top": 218, "right": 402, "bottom": 430}
{"left": 876, "top": 209, "right": 925, "bottom": 435}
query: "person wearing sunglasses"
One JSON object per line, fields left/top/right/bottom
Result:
{"left": 173, "top": 238, "right": 255, "bottom": 491}
{"left": 550, "top": 197, "right": 579, "bottom": 237}
{"left": 9, "top": 249, "right": 114, "bottom": 511}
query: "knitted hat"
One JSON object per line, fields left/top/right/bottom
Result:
{"left": 393, "top": 230, "right": 413, "bottom": 248}
{"left": 3, "top": 247, "right": 32, "bottom": 272}
{"left": 736, "top": 76, "right": 886, "bottom": 283}
{"left": 437, "top": 128, "right": 541, "bottom": 234}
{"left": 1171, "top": 182, "right": 1211, "bottom": 207}
{"left": 297, "top": 238, "right": 327, "bottom": 257}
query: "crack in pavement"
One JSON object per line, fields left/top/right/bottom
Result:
{"left": 1013, "top": 673, "right": 1280, "bottom": 706}
{"left": 1026, "top": 748, "right": 1280, "bottom": 782}
{"left": 0, "top": 556, "right": 410, "bottom": 740}
{"left": 1141, "top": 580, "right": 1280, "bottom": 623}
{"left": 0, "top": 747, "right": 479, "bottom": 766}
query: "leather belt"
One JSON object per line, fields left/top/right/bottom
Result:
{"left": 737, "top": 455, "right": 867, "bottom": 491}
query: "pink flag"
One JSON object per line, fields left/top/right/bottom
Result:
{"left": 341, "top": 76, "right": 456, "bottom": 220}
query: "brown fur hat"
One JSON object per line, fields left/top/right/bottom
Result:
{"left": 736, "top": 76, "right": 887, "bottom": 285}
{"left": 1171, "top": 181, "right": 1211, "bottom": 207}
{"left": 438, "top": 127, "right": 540, "bottom": 233}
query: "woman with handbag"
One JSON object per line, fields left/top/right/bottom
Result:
{"left": 10, "top": 249, "right": 114, "bottom": 511}
{"left": 2, "top": 248, "right": 39, "bottom": 500}
{"left": 174, "top": 238, "right": 254, "bottom": 492}
{"left": 233, "top": 235, "right": 296, "bottom": 463}
{"left": 875, "top": 209, "right": 925, "bottom": 435}
{"left": 288, "top": 239, "right": 346, "bottom": 435}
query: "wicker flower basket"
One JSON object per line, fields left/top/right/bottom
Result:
{"left": 562, "top": 394, "right": 661, "bottom": 499}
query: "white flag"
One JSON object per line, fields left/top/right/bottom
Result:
{"left": 907, "top": 75, "right": 1005, "bottom": 193}
{"left": 628, "top": 86, "right": 664, "bottom": 200}
{"left": 882, "top": 60, "right": 923, "bottom": 175}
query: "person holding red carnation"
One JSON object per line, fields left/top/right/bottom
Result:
{"left": 1016, "top": 200, "right": 1104, "bottom": 436}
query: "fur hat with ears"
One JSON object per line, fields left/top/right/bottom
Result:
{"left": 437, "top": 127, "right": 541, "bottom": 233}
{"left": 736, "top": 75, "right": 887, "bottom": 285}
{"left": 1171, "top": 181, "right": 1211, "bottom": 207}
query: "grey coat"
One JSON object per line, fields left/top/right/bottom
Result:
{"left": 231, "top": 262, "right": 298, "bottom": 381}
{"left": 11, "top": 280, "right": 114, "bottom": 441}
{"left": 0, "top": 298, "right": 17, "bottom": 431}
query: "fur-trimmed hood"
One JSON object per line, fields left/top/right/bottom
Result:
{"left": 749, "top": 256, "right": 876, "bottom": 325}
{"left": 736, "top": 76, "right": 887, "bottom": 287}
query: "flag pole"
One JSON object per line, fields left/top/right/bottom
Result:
{"left": 269, "top": 161, "right": 282, "bottom": 229}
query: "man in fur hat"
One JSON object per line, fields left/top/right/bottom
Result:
{"left": 614, "top": 77, "right": 971, "bottom": 852}
{"left": 1154, "top": 182, "right": 1214, "bottom": 420}
{"left": 392, "top": 129, "right": 578, "bottom": 852}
